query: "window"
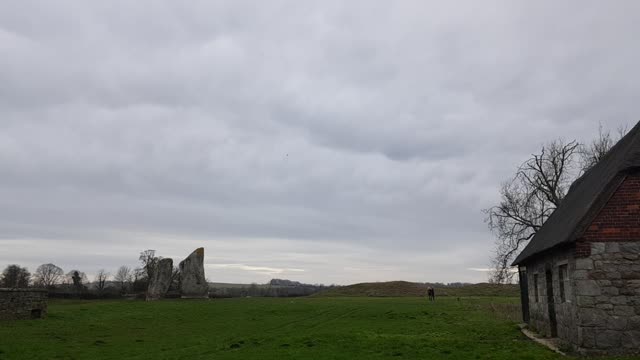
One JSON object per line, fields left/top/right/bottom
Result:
{"left": 559, "top": 264, "right": 568, "bottom": 302}
{"left": 533, "top": 274, "right": 539, "bottom": 302}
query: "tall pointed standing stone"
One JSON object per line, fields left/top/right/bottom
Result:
{"left": 179, "top": 248, "right": 209, "bottom": 298}
{"left": 146, "top": 258, "right": 173, "bottom": 301}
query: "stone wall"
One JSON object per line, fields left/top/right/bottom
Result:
{"left": 573, "top": 241, "right": 640, "bottom": 355}
{"left": 524, "top": 242, "right": 640, "bottom": 355}
{"left": 0, "top": 289, "right": 48, "bottom": 320}
{"left": 524, "top": 246, "right": 579, "bottom": 345}
{"left": 521, "top": 172, "right": 640, "bottom": 355}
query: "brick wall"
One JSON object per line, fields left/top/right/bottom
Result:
{"left": 0, "top": 289, "right": 48, "bottom": 320}
{"left": 582, "top": 174, "right": 640, "bottom": 243}
{"left": 575, "top": 241, "right": 591, "bottom": 258}
{"left": 525, "top": 242, "right": 640, "bottom": 355}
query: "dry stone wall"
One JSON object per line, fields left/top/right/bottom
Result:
{"left": 0, "top": 289, "right": 48, "bottom": 320}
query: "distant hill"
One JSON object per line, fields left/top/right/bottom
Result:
{"left": 313, "top": 281, "right": 519, "bottom": 297}
{"left": 269, "top": 279, "right": 303, "bottom": 287}
{"left": 208, "top": 280, "right": 332, "bottom": 298}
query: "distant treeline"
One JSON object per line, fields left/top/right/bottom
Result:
{"left": 0, "top": 250, "right": 179, "bottom": 299}
{"left": 0, "top": 257, "right": 335, "bottom": 299}
{"left": 210, "top": 281, "right": 335, "bottom": 298}
{"left": 2, "top": 260, "right": 497, "bottom": 300}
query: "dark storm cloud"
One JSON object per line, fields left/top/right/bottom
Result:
{"left": 1, "top": 1, "right": 639, "bottom": 283}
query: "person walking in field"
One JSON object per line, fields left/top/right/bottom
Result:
{"left": 427, "top": 287, "right": 435, "bottom": 301}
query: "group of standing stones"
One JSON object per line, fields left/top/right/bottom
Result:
{"left": 146, "top": 248, "right": 209, "bottom": 301}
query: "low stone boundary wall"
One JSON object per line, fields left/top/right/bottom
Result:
{"left": 0, "top": 288, "right": 48, "bottom": 320}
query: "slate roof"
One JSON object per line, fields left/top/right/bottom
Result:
{"left": 513, "top": 120, "right": 640, "bottom": 265}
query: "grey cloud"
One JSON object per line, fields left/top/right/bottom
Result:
{"left": 0, "top": 1, "right": 638, "bottom": 284}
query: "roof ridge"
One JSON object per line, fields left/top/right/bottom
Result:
{"left": 620, "top": 121, "right": 640, "bottom": 170}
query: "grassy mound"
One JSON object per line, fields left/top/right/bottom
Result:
{"left": 313, "top": 281, "right": 519, "bottom": 297}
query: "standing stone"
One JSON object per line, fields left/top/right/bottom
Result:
{"left": 179, "top": 248, "right": 209, "bottom": 298}
{"left": 146, "top": 258, "right": 173, "bottom": 301}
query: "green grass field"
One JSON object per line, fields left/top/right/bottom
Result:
{"left": 0, "top": 297, "right": 634, "bottom": 360}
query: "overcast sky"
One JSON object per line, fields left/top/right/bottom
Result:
{"left": 0, "top": 1, "right": 638, "bottom": 285}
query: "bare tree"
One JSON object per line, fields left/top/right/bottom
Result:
{"left": 1, "top": 264, "right": 31, "bottom": 288}
{"left": 65, "top": 270, "right": 88, "bottom": 288}
{"left": 169, "top": 266, "right": 181, "bottom": 292}
{"left": 95, "top": 269, "right": 109, "bottom": 294}
{"left": 484, "top": 140, "right": 581, "bottom": 283}
{"left": 580, "top": 123, "right": 628, "bottom": 172}
{"left": 485, "top": 125, "right": 629, "bottom": 283}
{"left": 139, "top": 250, "right": 159, "bottom": 281}
{"left": 114, "top": 265, "right": 133, "bottom": 293}
{"left": 132, "top": 267, "right": 148, "bottom": 293}
{"left": 33, "top": 263, "right": 64, "bottom": 288}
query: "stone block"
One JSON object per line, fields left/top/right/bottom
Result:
{"left": 592, "top": 243, "right": 606, "bottom": 255}
{"left": 580, "top": 308, "right": 608, "bottom": 327}
{"left": 607, "top": 316, "right": 628, "bottom": 331}
{"left": 611, "top": 253, "right": 625, "bottom": 261}
{"left": 622, "top": 331, "right": 640, "bottom": 349}
{"left": 576, "top": 280, "right": 601, "bottom": 296}
{"left": 596, "top": 303, "right": 614, "bottom": 310}
{"left": 628, "top": 316, "right": 640, "bottom": 330}
{"left": 620, "top": 287, "right": 636, "bottom": 296}
{"left": 606, "top": 243, "right": 621, "bottom": 253}
{"left": 596, "top": 280, "right": 612, "bottom": 286}
{"left": 620, "top": 243, "right": 640, "bottom": 253}
{"left": 603, "top": 264, "right": 620, "bottom": 272}
{"left": 629, "top": 297, "right": 640, "bottom": 306}
{"left": 577, "top": 296, "right": 596, "bottom": 307}
{"left": 596, "top": 330, "right": 622, "bottom": 349}
{"left": 622, "top": 271, "right": 640, "bottom": 280}
{"left": 573, "top": 270, "right": 590, "bottom": 280}
{"left": 614, "top": 305, "right": 635, "bottom": 316}
{"left": 607, "top": 272, "right": 622, "bottom": 280}
{"left": 578, "top": 326, "right": 596, "bottom": 347}
{"left": 590, "top": 271, "right": 609, "bottom": 280}
{"left": 602, "top": 287, "right": 620, "bottom": 296}
{"left": 611, "top": 296, "right": 628, "bottom": 305}
{"left": 576, "top": 258, "right": 595, "bottom": 270}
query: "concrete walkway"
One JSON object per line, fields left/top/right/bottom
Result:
{"left": 519, "top": 324, "right": 566, "bottom": 356}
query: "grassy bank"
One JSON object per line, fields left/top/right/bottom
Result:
{"left": 313, "top": 281, "right": 520, "bottom": 297}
